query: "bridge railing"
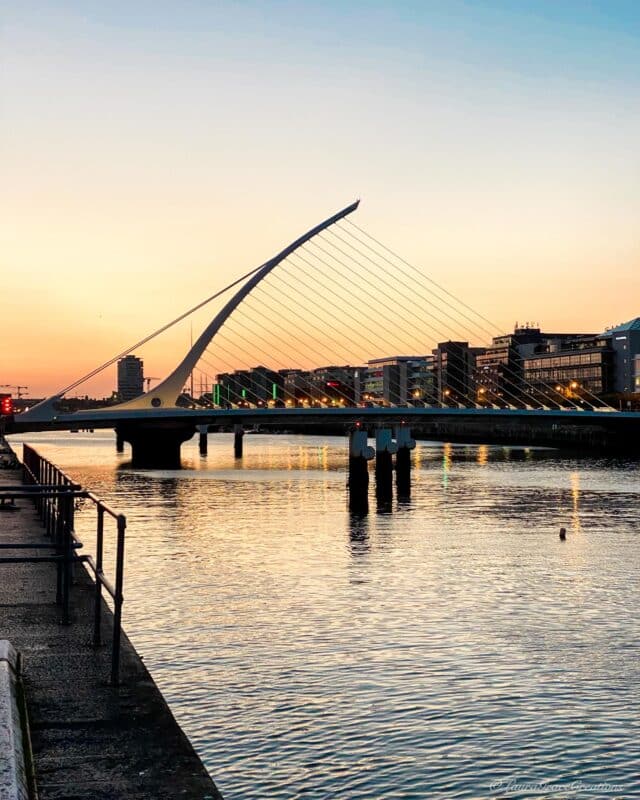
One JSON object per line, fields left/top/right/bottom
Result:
{"left": 11, "top": 444, "right": 127, "bottom": 685}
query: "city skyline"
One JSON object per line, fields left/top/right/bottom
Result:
{"left": 3, "top": 1, "right": 640, "bottom": 396}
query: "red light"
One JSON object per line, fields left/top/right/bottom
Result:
{"left": 326, "top": 381, "right": 340, "bottom": 387}
{"left": 0, "top": 395, "right": 13, "bottom": 416}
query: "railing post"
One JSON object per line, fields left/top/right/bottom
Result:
{"left": 61, "top": 492, "right": 73, "bottom": 625}
{"left": 93, "top": 507, "right": 105, "bottom": 647}
{"left": 45, "top": 464, "right": 52, "bottom": 536}
{"left": 55, "top": 482, "right": 63, "bottom": 605}
{"left": 66, "top": 477, "right": 75, "bottom": 588}
{"left": 111, "top": 514, "right": 127, "bottom": 687}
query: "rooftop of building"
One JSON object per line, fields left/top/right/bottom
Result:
{"left": 367, "top": 355, "right": 429, "bottom": 365}
{"left": 604, "top": 317, "right": 640, "bottom": 334}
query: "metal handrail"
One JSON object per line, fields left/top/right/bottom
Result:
{"left": 0, "top": 444, "right": 128, "bottom": 686}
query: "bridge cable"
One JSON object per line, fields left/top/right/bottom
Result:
{"left": 226, "top": 247, "right": 480, "bottom": 408}
{"left": 284, "top": 251, "right": 497, "bottom": 409}
{"left": 339, "top": 220, "right": 613, "bottom": 411}
{"left": 211, "top": 238, "right": 502, "bottom": 410}
{"left": 271, "top": 257, "right": 480, "bottom": 407}
{"left": 322, "top": 227, "right": 595, "bottom": 410}
{"left": 317, "top": 229, "right": 573, "bottom": 410}
{"left": 297, "top": 238, "right": 544, "bottom": 410}
{"left": 288, "top": 245, "right": 528, "bottom": 410}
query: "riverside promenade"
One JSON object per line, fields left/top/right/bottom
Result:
{"left": 0, "top": 451, "right": 222, "bottom": 799}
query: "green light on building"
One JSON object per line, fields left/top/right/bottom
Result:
{"left": 272, "top": 382, "right": 278, "bottom": 400}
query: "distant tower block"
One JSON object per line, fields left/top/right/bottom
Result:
{"left": 117, "top": 355, "right": 144, "bottom": 402}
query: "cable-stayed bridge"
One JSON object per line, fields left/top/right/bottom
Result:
{"left": 10, "top": 200, "right": 640, "bottom": 477}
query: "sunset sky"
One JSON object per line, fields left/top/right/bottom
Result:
{"left": 2, "top": 1, "right": 639, "bottom": 398}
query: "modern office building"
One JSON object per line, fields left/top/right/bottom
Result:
{"left": 432, "top": 342, "right": 486, "bottom": 405}
{"left": 519, "top": 318, "right": 640, "bottom": 403}
{"left": 522, "top": 335, "right": 614, "bottom": 402}
{"left": 215, "top": 366, "right": 284, "bottom": 406}
{"left": 117, "top": 355, "right": 144, "bottom": 401}
{"left": 215, "top": 365, "right": 362, "bottom": 406}
{"left": 475, "top": 326, "right": 546, "bottom": 406}
{"left": 282, "top": 369, "right": 313, "bottom": 405}
{"left": 408, "top": 355, "right": 436, "bottom": 405}
{"left": 473, "top": 325, "right": 624, "bottom": 406}
{"left": 211, "top": 316, "right": 640, "bottom": 410}
{"left": 308, "top": 365, "right": 362, "bottom": 406}
{"left": 602, "top": 318, "right": 640, "bottom": 393}
{"left": 364, "top": 356, "right": 432, "bottom": 406}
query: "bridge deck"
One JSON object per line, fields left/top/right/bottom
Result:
{"left": 10, "top": 404, "right": 640, "bottom": 432}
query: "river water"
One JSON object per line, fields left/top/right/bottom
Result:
{"left": 9, "top": 431, "right": 640, "bottom": 799}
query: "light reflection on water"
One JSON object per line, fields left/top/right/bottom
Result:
{"left": 9, "top": 431, "right": 640, "bottom": 799}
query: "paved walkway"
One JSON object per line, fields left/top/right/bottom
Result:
{"left": 0, "top": 462, "right": 222, "bottom": 799}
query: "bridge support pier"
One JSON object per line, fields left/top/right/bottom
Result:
{"left": 234, "top": 424, "right": 244, "bottom": 459}
{"left": 197, "top": 425, "right": 208, "bottom": 456}
{"left": 348, "top": 428, "right": 374, "bottom": 513}
{"left": 116, "top": 432, "right": 125, "bottom": 453}
{"left": 115, "top": 423, "right": 196, "bottom": 469}
{"left": 394, "top": 426, "right": 416, "bottom": 501}
{"left": 375, "top": 428, "right": 397, "bottom": 509}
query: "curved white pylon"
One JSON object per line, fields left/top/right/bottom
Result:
{"left": 108, "top": 200, "right": 360, "bottom": 410}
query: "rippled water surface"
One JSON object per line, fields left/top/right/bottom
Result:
{"left": 10, "top": 432, "right": 640, "bottom": 799}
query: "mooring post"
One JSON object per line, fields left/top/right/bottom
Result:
{"left": 375, "top": 428, "right": 397, "bottom": 507}
{"left": 348, "top": 427, "right": 374, "bottom": 512}
{"left": 234, "top": 424, "right": 244, "bottom": 459}
{"left": 197, "top": 424, "right": 208, "bottom": 456}
{"left": 394, "top": 425, "right": 416, "bottom": 501}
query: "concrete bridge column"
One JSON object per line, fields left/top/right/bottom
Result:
{"left": 234, "top": 424, "right": 244, "bottom": 459}
{"left": 116, "top": 431, "right": 125, "bottom": 453}
{"left": 115, "top": 422, "right": 196, "bottom": 469}
{"left": 375, "top": 428, "right": 398, "bottom": 507}
{"left": 394, "top": 426, "right": 416, "bottom": 500}
{"left": 348, "top": 428, "right": 374, "bottom": 512}
{"left": 197, "top": 425, "right": 208, "bottom": 456}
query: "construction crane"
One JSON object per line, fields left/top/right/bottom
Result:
{"left": 144, "top": 377, "right": 160, "bottom": 392}
{"left": 0, "top": 385, "right": 28, "bottom": 398}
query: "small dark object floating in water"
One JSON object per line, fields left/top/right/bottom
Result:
{"left": 559, "top": 527, "right": 567, "bottom": 541}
